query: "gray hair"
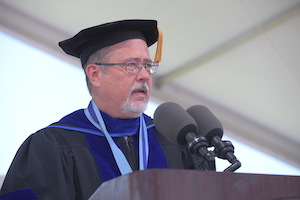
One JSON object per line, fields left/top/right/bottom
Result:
{"left": 82, "top": 46, "right": 111, "bottom": 95}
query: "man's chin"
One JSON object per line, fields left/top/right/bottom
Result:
{"left": 121, "top": 101, "right": 148, "bottom": 118}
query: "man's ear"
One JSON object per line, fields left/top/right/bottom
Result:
{"left": 85, "top": 64, "right": 102, "bottom": 87}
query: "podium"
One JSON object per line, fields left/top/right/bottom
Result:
{"left": 89, "top": 169, "right": 300, "bottom": 200}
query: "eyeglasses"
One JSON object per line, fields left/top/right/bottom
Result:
{"left": 94, "top": 60, "right": 159, "bottom": 75}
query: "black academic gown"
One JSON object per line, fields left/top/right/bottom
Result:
{"left": 0, "top": 109, "right": 194, "bottom": 200}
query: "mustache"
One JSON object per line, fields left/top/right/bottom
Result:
{"left": 130, "top": 83, "right": 149, "bottom": 94}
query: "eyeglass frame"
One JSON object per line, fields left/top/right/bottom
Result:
{"left": 93, "top": 60, "right": 159, "bottom": 75}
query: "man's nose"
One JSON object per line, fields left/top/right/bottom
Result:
{"left": 136, "top": 66, "right": 151, "bottom": 81}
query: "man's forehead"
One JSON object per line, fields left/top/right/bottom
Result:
{"left": 103, "top": 39, "right": 150, "bottom": 61}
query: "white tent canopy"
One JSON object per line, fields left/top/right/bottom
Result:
{"left": 1, "top": 0, "right": 300, "bottom": 169}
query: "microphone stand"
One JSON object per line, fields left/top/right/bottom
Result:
{"left": 211, "top": 136, "right": 241, "bottom": 172}
{"left": 185, "top": 133, "right": 241, "bottom": 172}
{"left": 185, "top": 132, "right": 216, "bottom": 171}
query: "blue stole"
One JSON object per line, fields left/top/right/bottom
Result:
{"left": 47, "top": 101, "right": 168, "bottom": 182}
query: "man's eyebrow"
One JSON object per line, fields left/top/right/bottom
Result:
{"left": 144, "top": 58, "right": 153, "bottom": 62}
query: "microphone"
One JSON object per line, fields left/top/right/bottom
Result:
{"left": 186, "top": 105, "right": 223, "bottom": 146}
{"left": 153, "top": 102, "right": 214, "bottom": 162}
{"left": 186, "top": 105, "right": 241, "bottom": 172}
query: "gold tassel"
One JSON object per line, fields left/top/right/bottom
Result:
{"left": 154, "top": 27, "right": 163, "bottom": 63}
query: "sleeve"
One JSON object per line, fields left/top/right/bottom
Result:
{"left": 154, "top": 128, "right": 194, "bottom": 169}
{"left": 0, "top": 130, "right": 77, "bottom": 200}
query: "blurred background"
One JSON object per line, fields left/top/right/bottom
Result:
{"left": 1, "top": 0, "right": 300, "bottom": 186}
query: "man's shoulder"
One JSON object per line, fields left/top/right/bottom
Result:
{"left": 32, "top": 125, "right": 87, "bottom": 149}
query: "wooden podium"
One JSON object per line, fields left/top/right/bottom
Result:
{"left": 89, "top": 169, "right": 300, "bottom": 200}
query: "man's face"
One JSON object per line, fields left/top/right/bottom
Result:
{"left": 92, "top": 39, "right": 153, "bottom": 118}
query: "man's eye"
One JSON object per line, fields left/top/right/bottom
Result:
{"left": 144, "top": 63, "right": 153, "bottom": 68}
{"left": 126, "top": 61, "right": 138, "bottom": 67}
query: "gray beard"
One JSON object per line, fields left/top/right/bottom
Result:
{"left": 122, "top": 100, "right": 148, "bottom": 117}
{"left": 121, "top": 83, "right": 149, "bottom": 118}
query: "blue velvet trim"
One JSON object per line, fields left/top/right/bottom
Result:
{"left": 0, "top": 188, "right": 38, "bottom": 200}
{"left": 47, "top": 109, "right": 153, "bottom": 135}
{"left": 50, "top": 109, "right": 97, "bottom": 131}
{"left": 83, "top": 133, "right": 121, "bottom": 182}
{"left": 83, "top": 126, "right": 168, "bottom": 182}
{"left": 44, "top": 109, "right": 168, "bottom": 182}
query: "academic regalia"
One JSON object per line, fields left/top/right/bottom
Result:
{"left": 0, "top": 19, "right": 197, "bottom": 200}
{"left": 0, "top": 102, "right": 194, "bottom": 200}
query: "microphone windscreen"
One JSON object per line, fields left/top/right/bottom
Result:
{"left": 154, "top": 102, "right": 198, "bottom": 145}
{"left": 186, "top": 105, "right": 223, "bottom": 144}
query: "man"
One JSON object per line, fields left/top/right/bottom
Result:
{"left": 0, "top": 19, "right": 197, "bottom": 200}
